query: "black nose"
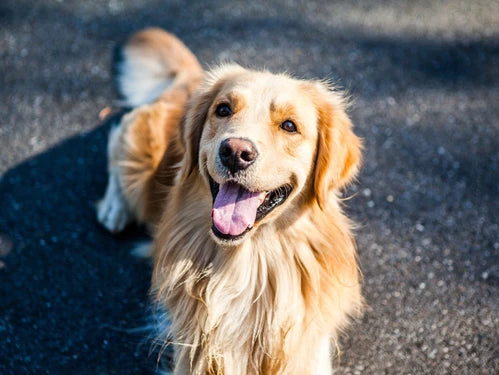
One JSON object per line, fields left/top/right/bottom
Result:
{"left": 219, "top": 138, "right": 258, "bottom": 174}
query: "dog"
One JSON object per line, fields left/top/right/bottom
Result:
{"left": 97, "top": 28, "right": 363, "bottom": 375}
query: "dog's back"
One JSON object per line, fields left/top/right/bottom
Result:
{"left": 97, "top": 29, "right": 203, "bottom": 231}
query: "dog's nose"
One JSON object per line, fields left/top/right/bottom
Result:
{"left": 219, "top": 138, "right": 258, "bottom": 173}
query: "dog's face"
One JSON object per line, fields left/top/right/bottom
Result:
{"left": 181, "top": 65, "right": 361, "bottom": 245}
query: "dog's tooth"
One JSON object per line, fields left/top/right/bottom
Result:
{"left": 258, "top": 192, "right": 267, "bottom": 205}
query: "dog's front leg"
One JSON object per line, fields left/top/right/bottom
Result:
{"left": 96, "top": 124, "right": 133, "bottom": 233}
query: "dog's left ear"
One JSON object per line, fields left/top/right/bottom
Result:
{"left": 308, "top": 82, "right": 363, "bottom": 209}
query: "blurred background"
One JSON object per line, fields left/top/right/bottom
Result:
{"left": 1, "top": 1, "right": 498, "bottom": 374}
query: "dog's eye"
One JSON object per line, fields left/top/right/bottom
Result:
{"left": 280, "top": 120, "right": 297, "bottom": 133}
{"left": 215, "top": 103, "right": 232, "bottom": 117}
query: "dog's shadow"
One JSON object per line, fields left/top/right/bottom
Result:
{"left": 0, "top": 112, "right": 168, "bottom": 375}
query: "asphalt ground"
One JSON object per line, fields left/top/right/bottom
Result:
{"left": 1, "top": 1, "right": 498, "bottom": 374}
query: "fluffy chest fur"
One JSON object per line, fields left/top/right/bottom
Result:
{"left": 152, "top": 178, "right": 362, "bottom": 375}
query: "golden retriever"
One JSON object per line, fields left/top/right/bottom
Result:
{"left": 97, "top": 28, "right": 363, "bottom": 375}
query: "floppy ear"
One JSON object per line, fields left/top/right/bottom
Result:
{"left": 311, "top": 82, "right": 363, "bottom": 209}
{"left": 180, "top": 64, "right": 247, "bottom": 179}
{"left": 180, "top": 85, "right": 220, "bottom": 178}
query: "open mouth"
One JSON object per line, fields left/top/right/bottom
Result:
{"left": 209, "top": 176, "right": 292, "bottom": 241}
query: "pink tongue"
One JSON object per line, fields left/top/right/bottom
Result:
{"left": 212, "top": 183, "right": 260, "bottom": 236}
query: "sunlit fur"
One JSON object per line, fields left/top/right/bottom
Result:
{"left": 100, "top": 28, "right": 363, "bottom": 375}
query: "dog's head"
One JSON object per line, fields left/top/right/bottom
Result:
{"left": 180, "top": 65, "right": 361, "bottom": 244}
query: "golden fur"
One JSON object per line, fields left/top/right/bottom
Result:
{"left": 98, "top": 28, "right": 363, "bottom": 374}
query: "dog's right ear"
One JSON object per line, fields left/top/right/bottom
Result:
{"left": 180, "top": 64, "right": 247, "bottom": 179}
{"left": 180, "top": 85, "right": 219, "bottom": 179}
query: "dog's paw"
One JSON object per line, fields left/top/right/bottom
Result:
{"left": 97, "top": 173, "right": 132, "bottom": 233}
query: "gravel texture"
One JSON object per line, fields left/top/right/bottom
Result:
{"left": 1, "top": 1, "right": 498, "bottom": 374}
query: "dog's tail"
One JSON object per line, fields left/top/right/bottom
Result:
{"left": 113, "top": 28, "right": 203, "bottom": 107}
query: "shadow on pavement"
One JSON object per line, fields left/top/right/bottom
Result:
{"left": 0, "top": 113, "right": 161, "bottom": 375}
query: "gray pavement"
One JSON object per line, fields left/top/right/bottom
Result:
{"left": 1, "top": 1, "right": 498, "bottom": 374}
